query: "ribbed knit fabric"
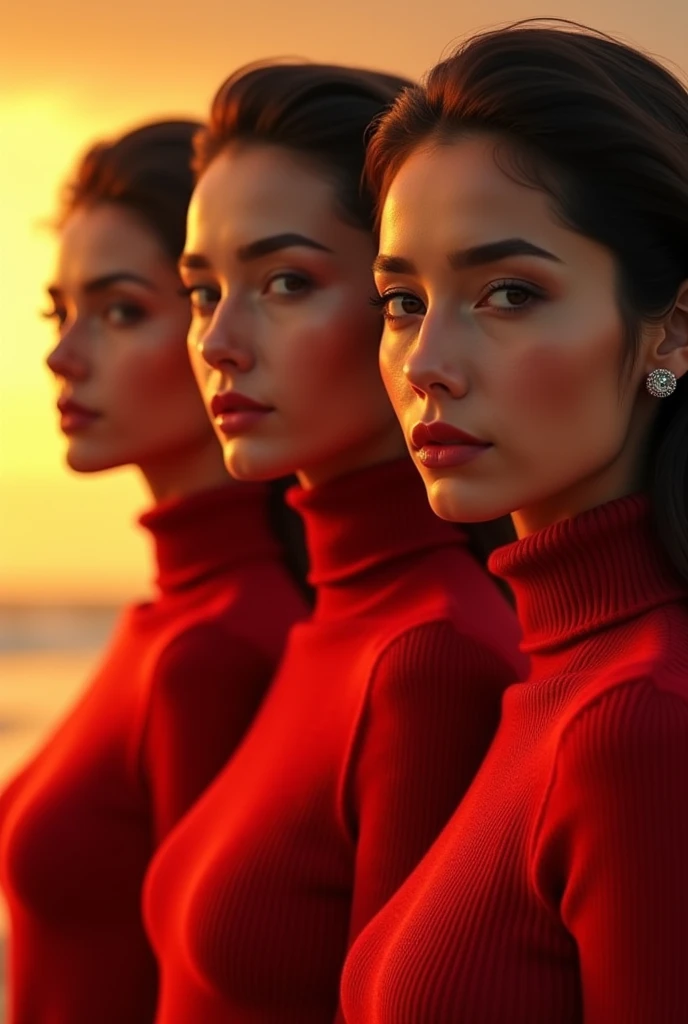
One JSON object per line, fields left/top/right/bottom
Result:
{"left": 341, "top": 494, "right": 688, "bottom": 1024}
{"left": 144, "top": 458, "right": 526, "bottom": 1023}
{"left": 0, "top": 483, "right": 308, "bottom": 1024}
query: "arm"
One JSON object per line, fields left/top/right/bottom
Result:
{"left": 140, "top": 622, "right": 274, "bottom": 843}
{"left": 342, "top": 621, "right": 515, "bottom": 947}
{"left": 534, "top": 681, "right": 688, "bottom": 1024}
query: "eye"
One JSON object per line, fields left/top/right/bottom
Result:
{"left": 103, "top": 302, "right": 146, "bottom": 327}
{"left": 40, "top": 306, "right": 67, "bottom": 327}
{"left": 264, "top": 273, "right": 311, "bottom": 297}
{"left": 372, "top": 290, "right": 426, "bottom": 323}
{"left": 181, "top": 284, "right": 221, "bottom": 318}
{"left": 476, "top": 279, "right": 545, "bottom": 313}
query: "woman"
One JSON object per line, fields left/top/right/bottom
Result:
{"left": 0, "top": 121, "right": 308, "bottom": 1023}
{"left": 341, "top": 23, "right": 688, "bottom": 1024}
{"left": 142, "top": 63, "right": 527, "bottom": 1023}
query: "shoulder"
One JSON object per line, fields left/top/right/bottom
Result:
{"left": 148, "top": 619, "right": 270, "bottom": 695}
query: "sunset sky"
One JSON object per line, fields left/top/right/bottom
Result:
{"left": 1, "top": 0, "right": 686, "bottom": 604}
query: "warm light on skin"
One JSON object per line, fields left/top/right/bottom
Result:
{"left": 0, "top": 97, "right": 154, "bottom": 603}
{"left": 45, "top": 203, "right": 228, "bottom": 503}
{"left": 376, "top": 136, "right": 688, "bottom": 537}
{"left": 184, "top": 144, "right": 406, "bottom": 490}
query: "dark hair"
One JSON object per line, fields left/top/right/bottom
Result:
{"left": 194, "top": 61, "right": 412, "bottom": 232}
{"left": 195, "top": 60, "right": 517, "bottom": 567}
{"left": 366, "top": 21, "right": 688, "bottom": 580}
{"left": 60, "top": 119, "right": 313, "bottom": 598}
{"left": 60, "top": 120, "right": 201, "bottom": 262}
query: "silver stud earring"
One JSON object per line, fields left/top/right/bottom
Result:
{"left": 646, "top": 368, "right": 677, "bottom": 398}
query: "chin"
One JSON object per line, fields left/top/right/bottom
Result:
{"left": 64, "top": 440, "right": 125, "bottom": 475}
{"left": 426, "top": 475, "right": 510, "bottom": 525}
{"left": 222, "top": 439, "right": 295, "bottom": 484}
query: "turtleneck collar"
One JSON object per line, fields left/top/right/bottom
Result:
{"left": 138, "top": 482, "right": 280, "bottom": 595}
{"left": 489, "top": 494, "right": 688, "bottom": 653}
{"left": 287, "top": 458, "right": 465, "bottom": 614}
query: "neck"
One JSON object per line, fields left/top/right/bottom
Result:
{"left": 295, "top": 423, "right": 407, "bottom": 491}
{"left": 491, "top": 494, "right": 687, "bottom": 653}
{"left": 511, "top": 444, "right": 649, "bottom": 539}
{"left": 139, "top": 435, "right": 232, "bottom": 505}
{"left": 289, "top": 457, "right": 464, "bottom": 616}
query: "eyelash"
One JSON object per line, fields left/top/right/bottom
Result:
{"left": 180, "top": 273, "right": 313, "bottom": 312}
{"left": 369, "top": 290, "right": 425, "bottom": 323}
{"left": 480, "top": 278, "right": 546, "bottom": 312}
{"left": 370, "top": 278, "right": 546, "bottom": 323}
{"left": 41, "top": 308, "right": 67, "bottom": 326}
{"left": 39, "top": 302, "right": 147, "bottom": 328}
{"left": 179, "top": 284, "right": 221, "bottom": 316}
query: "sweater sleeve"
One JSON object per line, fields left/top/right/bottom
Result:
{"left": 533, "top": 680, "right": 688, "bottom": 1024}
{"left": 341, "top": 621, "right": 514, "bottom": 955}
{"left": 140, "top": 622, "right": 274, "bottom": 844}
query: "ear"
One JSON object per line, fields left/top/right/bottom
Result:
{"left": 650, "top": 280, "right": 688, "bottom": 380}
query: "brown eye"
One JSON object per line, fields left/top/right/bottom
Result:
{"left": 265, "top": 273, "right": 311, "bottom": 296}
{"left": 376, "top": 291, "right": 426, "bottom": 322}
{"left": 40, "top": 306, "right": 67, "bottom": 327}
{"left": 478, "top": 280, "right": 545, "bottom": 313}
{"left": 104, "top": 302, "right": 146, "bottom": 327}
{"left": 184, "top": 286, "right": 221, "bottom": 318}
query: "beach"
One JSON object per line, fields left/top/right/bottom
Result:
{"left": 0, "top": 605, "right": 119, "bottom": 1022}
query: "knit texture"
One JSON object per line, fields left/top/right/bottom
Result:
{"left": 0, "top": 483, "right": 308, "bottom": 1023}
{"left": 341, "top": 494, "right": 688, "bottom": 1024}
{"left": 144, "top": 458, "right": 526, "bottom": 1023}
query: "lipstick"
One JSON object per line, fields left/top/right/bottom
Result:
{"left": 410, "top": 421, "right": 492, "bottom": 469}
{"left": 57, "top": 398, "right": 101, "bottom": 435}
{"left": 210, "top": 391, "right": 274, "bottom": 436}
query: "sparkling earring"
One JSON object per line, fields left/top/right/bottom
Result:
{"left": 646, "top": 368, "right": 677, "bottom": 398}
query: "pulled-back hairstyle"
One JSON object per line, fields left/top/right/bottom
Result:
{"left": 60, "top": 120, "right": 201, "bottom": 263}
{"left": 194, "top": 60, "right": 412, "bottom": 236}
{"left": 194, "top": 61, "right": 519, "bottom": 564}
{"left": 59, "top": 118, "right": 313, "bottom": 595}
{"left": 366, "top": 22, "right": 688, "bottom": 580}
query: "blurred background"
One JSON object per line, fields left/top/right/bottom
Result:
{"left": 1, "top": 0, "right": 686, "bottom": 1015}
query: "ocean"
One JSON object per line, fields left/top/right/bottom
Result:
{"left": 0, "top": 604, "right": 121, "bottom": 1023}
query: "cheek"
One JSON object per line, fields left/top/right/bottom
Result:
{"left": 111, "top": 333, "right": 200, "bottom": 428}
{"left": 506, "top": 330, "right": 619, "bottom": 426}
{"left": 379, "top": 333, "right": 408, "bottom": 411}
{"left": 279, "top": 297, "right": 382, "bottom": 397}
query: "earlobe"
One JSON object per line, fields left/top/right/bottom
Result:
{"left": 651, "top": 280, "right": 688, "bottom": 381}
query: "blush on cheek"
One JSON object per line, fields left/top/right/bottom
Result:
{"left": 510, "top": 344, "right": 597, "bottom": 416}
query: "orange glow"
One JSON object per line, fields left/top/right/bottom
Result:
{"left": 2, "top": 2, "right": 687, "bottom": 602}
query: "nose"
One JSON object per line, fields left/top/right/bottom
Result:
{"left": 194, "top": 300, "right": 255, "bottom": 375}
{"left": 45, "top": 322, "right": 89, "bottom": 381}
{"left": 402, "top": 314, "right": 469, "bottom": 400}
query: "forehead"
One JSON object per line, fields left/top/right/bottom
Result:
{"left": 380, "top": 136, "right": 559, "bottom": 254}
{"left": 187, "top": 144, "right": 341, "bottom": 250}
{"left": 55, "top": 203, "right": 166, "bottom": 284}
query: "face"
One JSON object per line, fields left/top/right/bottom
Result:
{"left": 377, "top": 136, "right": 662, "bottom": 534}
{"left": 45, "top": 203, "right": 220, "bottom": 488}
{"left": 183, "top": 144, "right": 405, "bottom": 489}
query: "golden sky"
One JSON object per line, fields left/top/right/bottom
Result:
{"left": 1, "top": 0, "right": 686, "bottom": 604}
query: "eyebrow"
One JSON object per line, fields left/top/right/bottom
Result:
{"left": 179, "top": 232, "right": 333, "bottom": 272}
{"left": 374, "top": 237, "right": 562, "bottom": 276}
{"left": 47, "top": 272, "right": 157, "bottom": 297}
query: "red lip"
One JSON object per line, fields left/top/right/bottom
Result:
{"left": 410, "top": 421, "right": 489, "bottom": 449}
{"left": 57, "top": 397, "right": 100, "bottom": 417}
{"left": 56, "top": 397, "right": 102, "bottom": 435}
{"left": 210, "top": 392, "right": 273, "bottom": 417}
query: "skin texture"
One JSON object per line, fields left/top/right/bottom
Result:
{"left": 183, "top": 143, "right": 406, "bottom": 490}
{"left": 45, "top": 203, "right": 228, "bottom": 502}
{"left": 375, "top": 136, "right": 688, "bottom": 537}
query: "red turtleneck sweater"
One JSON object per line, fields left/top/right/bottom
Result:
{"left": 341, "top": 495, "right": 688, "bottom": 1024}
{"left": 0, "top": 483, "right": 308, "bottom": 1024}
{"left": 144, "top": 458, "right": 526, "bottom": 1024}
